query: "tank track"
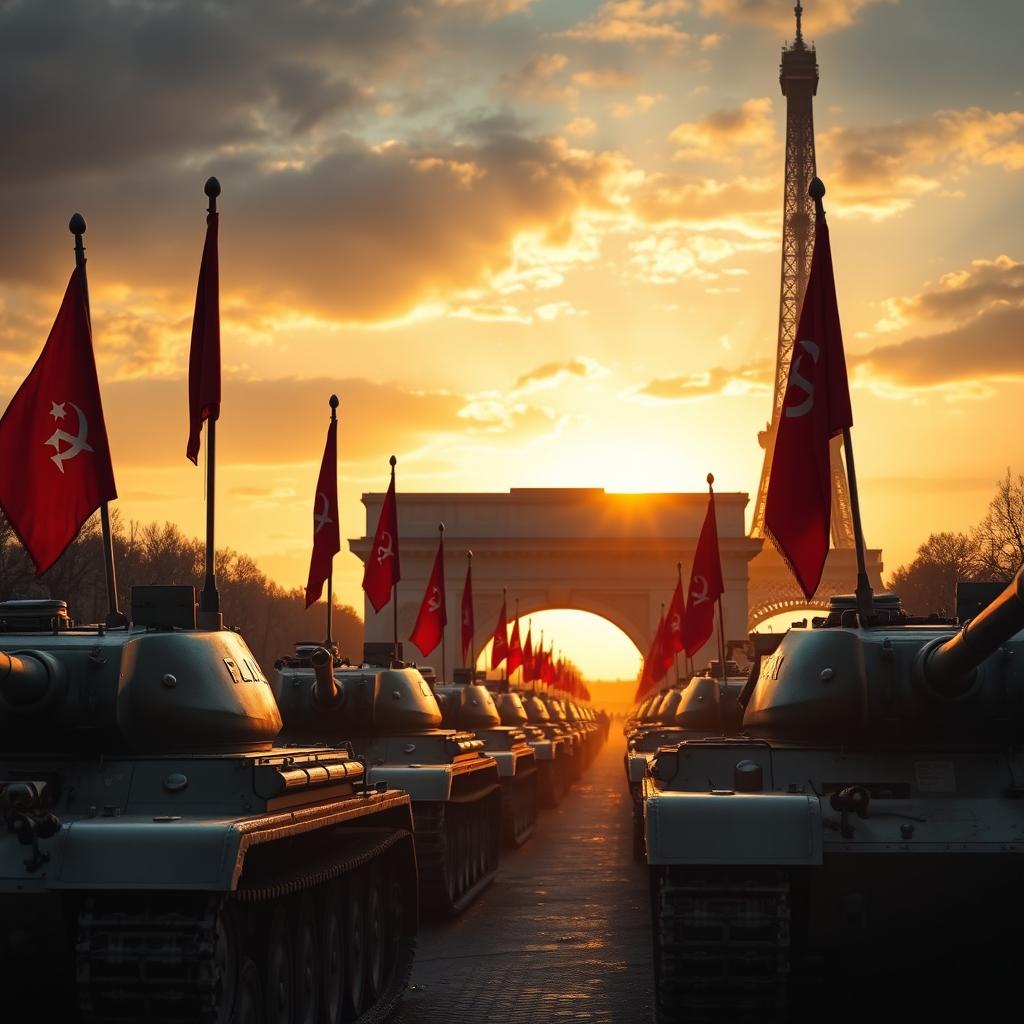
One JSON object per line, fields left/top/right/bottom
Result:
{"left": 535, "top": 757, "right": 568, "bottom": 809}
{"left": 413, "top": 786, "right": 501, "bottom": 917}
{"left": 652, "top": 867, "right": 790, "bottom": 1024}
{"left": 501, "top": 765, "right": 538, "bottom": 848}
{"left": 76, "top": 828, "right": 416, "bottom": 1024}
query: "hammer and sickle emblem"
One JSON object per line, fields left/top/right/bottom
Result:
{"left": 46, "top": 401, "right": 94, "bottom": 473}
{"left": 671, "top": 613, "right": 681, "bottom": 633}
{"left": 376, "top": 531, "right": 394, "bottom": 564}
{"left": 428, "top": 587, "right": 441, "bottom": 612}
{"left": 691, "top": 575, "right": 709, "bottom": 605}
{"left": 313, "top": 491, "right": 333, "bottom": 534}
{"left": 784, "top": 339, "right": 820, "bottom": 419}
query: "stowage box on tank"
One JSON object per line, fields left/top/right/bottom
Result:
{"left": 0, "top": 592, "right": 418, "bottom": 1024}
{"left": 643, "top": 571, "right": 1024, "bottom": 1021}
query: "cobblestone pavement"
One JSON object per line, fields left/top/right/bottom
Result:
{"left": 394, "top": 730, "right": 654, "bottom": 1023}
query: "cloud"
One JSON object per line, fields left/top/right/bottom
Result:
{"left": 855, "top": 304, "right": 1024, "bottom": 397}
{"left": 571, "top": 69, "right": 637, "bottom": 90}
{"left": 698, "top": 0, "right": 894, "bottom": 35}
{"left": 499, "top": 53, "right": 576, "bottom": 105}
{"left": 820, "top": 107, "right": 1024, "bottom": 220}
{"left": 0, "top": 0, "right": 411, "bottom": 186}
{"left": 631, "top": 174, "right": 777, "bottom": 237}
{"left": 874, "top": 256, "right": 1024, "bottom": 332}
{"left": 635, "top": 362, "right": 771, "bottom": 401}
{"left": 513, "top": 356, "right": 610, "bottom": 393}
{"left": 669, "top": 97, "right": 775, "bottom": 161}
{"left": 855, "top": 255, "right": 1024, "bottom": 396}
{"left": 609, "top": 94, "right": 663, "bottom": 118}
{"left": 435, "top": 0, "right": 537, "bottom": 16}
{"left": 564, "top": 116, "right": 598, "bottom": 137}
{"left": 560, "top": 1, "right": 691, "bottom": 46}
{"left": 0, "top": 131, "right": 633, "bottom": 333}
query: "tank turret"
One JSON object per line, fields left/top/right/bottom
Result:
{"left": 0, "top": 594, "right": 281, "bottom": 753}
{"left": 742, "top": 567, "right": 1024, "bottom": 743}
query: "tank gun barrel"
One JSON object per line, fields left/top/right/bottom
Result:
{"left": 920, "top": 566, "right": 1024, "bottom": 696}
{"left": 0, "top": 650, "right": 55, "bottom": 709}
{"left": 310, "top": 646, "right": 340, "bottom": 706}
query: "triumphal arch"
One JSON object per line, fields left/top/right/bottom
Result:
{"left": 350, "top": 488, "right": 764, "bottom": 666}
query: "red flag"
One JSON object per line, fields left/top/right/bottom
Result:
{"left": 522, "top": 626, "right": 534, "bottom": 682}
{"left": 410, "top": 539, "right": 446, "bottom": 657}
{"left": 186, "top": 211, "right": 220, "bottom": 464}
{"left": 362, "top": 467, "right": 400, "bottom": 612}
{"left": 542, "top": 644, "right": 556, "bottom": 685}
{"left": 0, "top": 269, "right": 116, "bottom": 575}
{"left": 684, "top": 490, "right": 725, "bottom": 657}
{"left": 460, "top": 557, "right": 474, "bottom": 662}
{"left": 490, "top": 595, "right": 508, "bottom": 669}
{"left": 304, "top": 412, "right": 340, "bottom": 607}
{"left": 764, "top": 215, "right": 853, "bottom": 598}
{"left": 634, "top": 613, "right": 664, "bottom": 703}
{"left": 665, "top": 580, "right": 686, "bottom": 655}
{"left": 507, "top": 614, "right": 523, "bottom": 675}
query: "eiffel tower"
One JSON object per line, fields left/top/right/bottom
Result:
{"left": 746, "top": 3, "right": 883, "bottom": 627}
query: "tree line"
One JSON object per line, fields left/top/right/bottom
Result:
{"left": 887, "top": 470, "right": 1024, "bottom": 615}
{"left": 0, "top": 512, "right": 362, "bottom": 670}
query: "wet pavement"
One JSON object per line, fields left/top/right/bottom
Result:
{"left": 394, "top": 730, "right": 654, "bottom": 1023}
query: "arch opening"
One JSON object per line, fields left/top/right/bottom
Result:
{"left": 474, "top": 608, "right": 642, "bottom": 685}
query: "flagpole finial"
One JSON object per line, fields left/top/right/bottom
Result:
{"left": 809, "top": 176, "right": 825, "bottom": 217}
{"left": 467, "top": 549, "right": 473, "bottom": 561}
{"left": 204, "top": 177, "right": 221, "bottom": 215}
{"left": 438, "top": 521, "right": 445, "bottom": 536}
{"left": 69, "top": 213, "right": 86, "bottom": 237}
{"left": 706, "top": 472, "right": 715, "bottom": 492}
{"left": 329, "top": 393, "right": 339, "bottom": 422}
{"left": 389, "top": 454, "right": 397, "bottom": 469}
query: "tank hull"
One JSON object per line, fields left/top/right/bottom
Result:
{"left": 0, "top": 746, "right": 417, "bottom": 1023}
{"left": 644, "top": 740, "right": 1024, "bottom": 1020}
{"left": 352, "top": 732, "right": 502, "bottom": 917}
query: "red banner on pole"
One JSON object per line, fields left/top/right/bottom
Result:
{"left": 410, "top": 539, "right": 446, "bottom": 657}
{"left": 186, "top": 212, "right": 220, "bottom": 464}
{"left": 362, "top": 468, "right": 400, "bottom": 612}
{"left": 0, "top": 268, "right": 117, "bottom": 575}
{"left": 304, "top": 414, "right": 340, "bottom": 607}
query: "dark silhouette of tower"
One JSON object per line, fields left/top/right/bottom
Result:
{"left": 750, "top": 2, "right": 854, "bottom": 547}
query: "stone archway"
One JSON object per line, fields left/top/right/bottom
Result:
{"left": 349, "top": 488, "right": 764, "bottom": 669}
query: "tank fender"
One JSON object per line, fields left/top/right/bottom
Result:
{"left": 643, "top": 789, "right": 823, "bottom": 866}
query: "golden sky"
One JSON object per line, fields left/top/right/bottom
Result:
{"left": 2, "top": 0, "right": 1023, "bottom": 678}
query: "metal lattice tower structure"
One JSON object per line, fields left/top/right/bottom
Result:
{"left": 750, "top": 2, "right": 855, "bottom": 548}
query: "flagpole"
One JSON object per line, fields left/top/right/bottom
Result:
{"left": 709, "top": 473, "right": 727, "bottom": 683}
{"left": 389, "top": 454, "right": 398, "bottom": 659}
{"left": 467, "top": 550, "right": 475, "bottom": 674}
{"left": 325, "top": 394, "right": 339, "bottom": 646}
{"left": 674, "top": 561, "right": 682, "bottom": 685}
{"left": 811, "top": 178, "right": 873, "bottom": 620}
{"left": 514, "top": 598, "right": 520, "bottom": 685}
{"left": 198, "top": 177, "right": 222, "bottom": 629}
{"left": 439, "top": 522, "right": 446, "bottom": 682}
{"left": 539, "top": 629, "right": 544, "bottom": 694}
{"left": 70, "top": 213, "right": 125, "bottom": 628}
{"left": 502, "top": 586, "right": 507, "bottom": 685}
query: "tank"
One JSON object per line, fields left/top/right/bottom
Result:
{"left": 273, "top": 644, "right": 502, "bottom": 917}
{"left": 435, "top": 674, "right": 538, "bottom": 847}
{"left": 492, "top": 689, "right": 569, "bottom": 809}
{"left": 538, "top": 694, "right": 585, "bottom": 781}
{"left": 0, "top": 591, "right": 417, "bottom": 1023}
{"left": 520, "top": 692, "right": 577, "bottom": 794}
{"left": 643, "top": 570, "right": 1024, "bottom": 1021}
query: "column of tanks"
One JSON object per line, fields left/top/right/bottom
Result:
{"left": 0, "top": 593, "right": 608, "bottom": 1023}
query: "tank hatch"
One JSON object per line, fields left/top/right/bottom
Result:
{"left": 0, "top": 600, "right": 71, "bottom": 632}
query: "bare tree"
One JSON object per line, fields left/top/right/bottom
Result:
{"left": 971, "top": 470, "right": 1024, "bottom": 578}
{"left": 887, "top": 532, "right": 984, "bottom": 616}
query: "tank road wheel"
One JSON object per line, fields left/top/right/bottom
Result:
{"left": 364, "top": 866, "right": 386, "bottom": 1005}
{"left": 343, "top": 875, "right": 367, "bottom": 1019}
{"left": 232, "top": 959, "right": 265, "bottom": 1024}
{"left": 213, "top": 901, "right": 241, "bottom": 1024}
{"left": 264, "top": 905, "right": 294, "bottom": 1024}
{"left": 294, "top": 895, "right": 320, "bottom": 1024}
{"left": 320, "top": 882, "right": 345, "bottom": 1024}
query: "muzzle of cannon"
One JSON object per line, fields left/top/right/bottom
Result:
{"left": 918, "top": 566, "right": 1024, "bottom": 698}
{"left": 310, "top": 645, "right": 340, "bottom": 706}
